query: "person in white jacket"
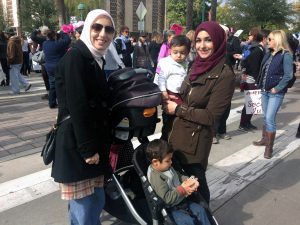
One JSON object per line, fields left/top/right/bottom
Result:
{"left": 155, "top": 35, "right": 191, "bottom": 140}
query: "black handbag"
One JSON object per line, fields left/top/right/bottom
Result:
{"left": 41, "top": 115, "right": 70, "bottom": 165}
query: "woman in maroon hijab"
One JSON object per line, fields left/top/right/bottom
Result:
{"left": 163, "top": 21, "right": 235, "bottom": 203}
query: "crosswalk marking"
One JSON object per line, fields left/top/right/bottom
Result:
{"left": 208, "top": 119, "right": 300, "bottom": 211}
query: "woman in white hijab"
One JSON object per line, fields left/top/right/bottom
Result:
{"left": 52, "top": 9, "right": 115, "bottom": 225}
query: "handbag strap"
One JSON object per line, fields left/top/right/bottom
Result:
{"left": 56, "top": 115, "right": 71, "bottom": 127}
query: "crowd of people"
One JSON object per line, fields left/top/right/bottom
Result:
{"left": 0, "top": 7, "right": 300, "bottom": 225}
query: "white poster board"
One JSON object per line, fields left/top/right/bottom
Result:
{"left": 244, "top": 89, "right": 262, "bottom": 114}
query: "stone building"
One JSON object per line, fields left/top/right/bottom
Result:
{"left": 0, "top": 0, "right": 20, "bottom": 34}
{"left": 105, "top": 0, "right": 166, "bottom": 34}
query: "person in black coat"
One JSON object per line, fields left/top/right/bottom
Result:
{"left": 31, "top": 26, "right": 50, "bottom": 99}
{"left": 114, "top": 25, "right": 134, "bottom": 67}
{"left": 236, "top": 28, "right": 266, "bottom": 131}
{"left": 132, "top": 32, "right": 153, "bottom": 69}
{"left": 52, "top": 9, "right": 115, "bottom": 225}
{"left": 0, "top": 31, "right": 9, "bottom": 86}
{"left": 148, "top": 31, "right": 162, "bottom": 73}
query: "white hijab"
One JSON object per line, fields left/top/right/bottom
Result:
{"left": 80, "top": 9, "right": 115, "bottom": 68}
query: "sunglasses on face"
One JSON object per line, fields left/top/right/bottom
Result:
{"left": 91, "top": 23, "right": 115, "bottom": 34}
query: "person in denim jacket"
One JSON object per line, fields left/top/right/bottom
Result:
{"left": 254, "top": 30, "right": 294, "bottom": 159}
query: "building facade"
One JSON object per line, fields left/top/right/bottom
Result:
{"left": 1, "top": 0, "right": 20, "bottom": 34}
{"left": 105, "top": 0, "right": 166, "bottom": 34}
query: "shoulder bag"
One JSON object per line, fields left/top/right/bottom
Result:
{"left": 41, "top": 115, "right": 70, "bottom": 165}
{"left": 32, "top": 50, "right": 45, "bottom": 64}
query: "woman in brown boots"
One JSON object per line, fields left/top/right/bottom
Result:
{"left": 253, "top": 30, "right": 294, "bottom": 159}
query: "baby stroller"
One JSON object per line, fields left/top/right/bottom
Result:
{"left": 104, "top": 68, "right": 219, "bottom": 224}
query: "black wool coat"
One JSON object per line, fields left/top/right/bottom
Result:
{"left": 51, "top": 40, "right": 112, "bottom": 183}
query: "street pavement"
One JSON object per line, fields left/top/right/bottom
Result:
{"left": 0, "top": 72, "right": 300, "bottom": 225}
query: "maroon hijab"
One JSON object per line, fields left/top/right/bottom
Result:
{"left": 189, "top": 21, "right": 226, "bottom": 81}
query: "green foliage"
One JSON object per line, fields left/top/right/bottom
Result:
{"left": 166, "top": 0, "right": 187, "bottom": 27}
{"left": 167, "top": 0, "right": 210, "bottom": 30}
{"left": 64, "top": 0, "right": 105, "bottom": 22}
{"left": 20, "top": 0, "right": 58, "bottom": 32}
{"left": 218, "top": 0, "right": 293, "bottom": 31}
{"left": 0, "top": 14, "right": 5, "bottom": 31}
{"left": 290, "top": 0, "right": 300, "bottom": 32}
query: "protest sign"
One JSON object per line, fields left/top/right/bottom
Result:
{"left": 245, "top": 89, "right": 262, "bottom": 114}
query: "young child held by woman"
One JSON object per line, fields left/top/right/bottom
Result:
{"left": 155, "top": 35, "right": 191, "bottom": 104}
{"left": 146, "top": 139, "right": 212, "bottom": 225}
{"left": 155, "top": 35, "right": 191, "bottom": 140}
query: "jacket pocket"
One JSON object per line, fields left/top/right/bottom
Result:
{"left": 168, "top": 118, "right": 202, "bottom": 155}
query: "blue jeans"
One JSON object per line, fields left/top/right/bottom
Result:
{"left": 261, "top": 91, "right": 284, "bottom": 132}
{"left": 47, "top": 70, "right": 57, "bottom": 108}
{"left": 9, "top": 64, "right": 29, "bottom": 94}
{"left": 171, "top": 202, "right": 211, "bottom": 225}
{"left": 68, "top": 187, "right": 105, "bottom": 225}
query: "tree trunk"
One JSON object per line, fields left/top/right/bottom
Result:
{"left": 210, "top": 0, "right": 217, "bottom": 21}
{"left": 186, "top": 0, "right": 193, "bottom": 30}
{"left": 56, "top": 0, "right": 66, "bottom": 26}
{"left": 116, "top": 0, "right": 124, "bottom": 34}
{"left": 157, "top": 0, "right": 165, "bottom": 33}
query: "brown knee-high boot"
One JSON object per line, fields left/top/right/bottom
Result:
{"left": 253, "top": 125, "right": 267, "bottom": 146}
{"left": 264, "top": 131, "right": 276, "bottom": 159}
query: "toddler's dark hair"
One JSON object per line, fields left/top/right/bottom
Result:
{"left": 145, "top": 139, "right": 174, "bottom": 162}
{"left": 170, "top": 35, "right": 191, "bottom": 53}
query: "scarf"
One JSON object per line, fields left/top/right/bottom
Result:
{"left": 80, "top": 9, "right": 115, "bottom": 68}
{"left": 189, "top": 21, "right": 226, "bottom": 81}
{"left": 115, "top": 35, "right": 129, "bottom": 50}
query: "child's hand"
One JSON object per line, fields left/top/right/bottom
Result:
{"left": 185, "top": 176, "right": 200, "bottom": 191}
{"left": 181, "top": 178, "right": 198, "bottom": 195}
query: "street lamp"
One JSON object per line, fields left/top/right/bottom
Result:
{"left": 77, "top": 3, "right": 86, "bottom": 20}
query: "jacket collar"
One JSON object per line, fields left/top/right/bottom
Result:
{"left": 189, "top": 57, "right": 228, "bottom": 84}
{"left": 73, "top": 40, "right": 95, "bottom": 60}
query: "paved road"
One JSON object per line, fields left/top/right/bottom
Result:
{"left": 0, "top": 72, "right": 300, "bottom": 225}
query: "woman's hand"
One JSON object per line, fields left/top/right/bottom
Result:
{"left": 233, "top": 54, "right": 242, "bottom": 60}
{"left": 271, "top": 88, "right": 278, "bottom": 94}
{"left": 85, "top": 153, "right": 100, "bottom": 165}
{"left": 164, "top": 99, "right": 178, "bottom": 115}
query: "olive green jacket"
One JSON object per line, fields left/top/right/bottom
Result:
{"left": 168, "top": 58, "right": 235, "bottom": 169}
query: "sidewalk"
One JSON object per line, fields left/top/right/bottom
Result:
{"left": 0, "top": 72, "right": 57, "bottom": 162}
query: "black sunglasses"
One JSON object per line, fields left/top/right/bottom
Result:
{"left": 91, "top": 23, "right": 115, "bottom": 34}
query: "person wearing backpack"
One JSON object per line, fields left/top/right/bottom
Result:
{"left": 253, "top": 30, "right": 294, "bottom": 159}
{"left": 234, "top": 28, "right": 266, "bottom": 131}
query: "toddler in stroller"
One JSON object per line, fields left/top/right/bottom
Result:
{"left": 145, "top": 139, "right": 213, "bottom": 225}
